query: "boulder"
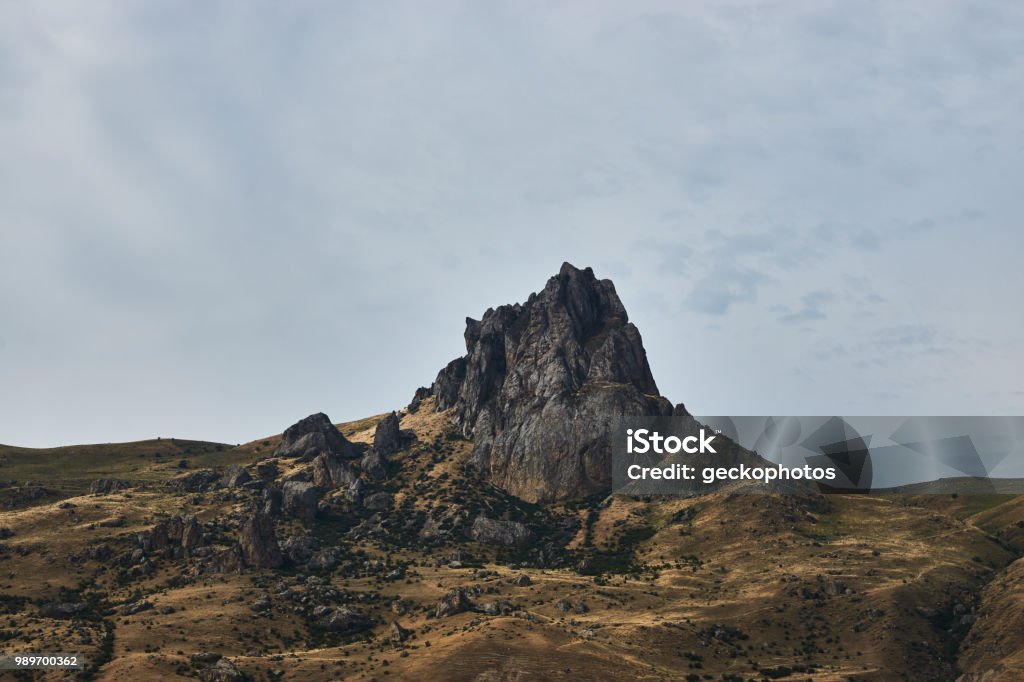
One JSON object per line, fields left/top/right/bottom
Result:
{"left": 468, "top": 515, "right": 535, "bottom": 547}
{"left": 273, "top": 412, "right": 361, "bottom": 462}
{"left": 221, "top": 465, "right": 252, "bottom": 488}
{"left": 435, "top": 588, "right": 472, "bottom": 618}
{"left": 281, "top": 480, "right": 319, "bottom": 523}
{"left": 373, "top": 412, "right": 402, "bottom": 455}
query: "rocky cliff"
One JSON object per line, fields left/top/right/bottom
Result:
{"left": 415, "top": 263, "right": 675, "bottom": 503}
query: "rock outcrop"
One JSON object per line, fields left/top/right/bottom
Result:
{"left": 238, "top": 511, "right": 282, "bottom": 569}
{"left": 417, "top": 263, "right": 673, "bottom": 502}
{"left": 274, "top": 412, "right": 361, "bottom": 462}
{"left": 310, "top": 453, "right": 355, "bottom": 489}
{"left": 281, "top": 480, "right": 319, "bottom": 523}
{"left": 373, "top": 412, "right": 402, "bottom": 455}
{"left": 468, "top": 515, "right": 535, "bottom": 547}
{"left": 360, "top": 450, "right": 388, "bottom": 481}
{"left": 138, "top": 515, "right": 204, "bottom": 559}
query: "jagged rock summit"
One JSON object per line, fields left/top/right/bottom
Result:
{"left": 415, "top": 262, "right": 675, "bottom": 503}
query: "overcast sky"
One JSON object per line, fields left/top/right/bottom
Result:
{"left": 2, "top": 1, "right": 1023, "bottom": 448}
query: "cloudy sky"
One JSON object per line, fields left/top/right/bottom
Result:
{"left": 2, "top": 1, "right": 1022, "bottom": 448}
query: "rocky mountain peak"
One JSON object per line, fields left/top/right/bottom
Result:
{"left": 416, "top": 262, "right": 673, "bottom": 503}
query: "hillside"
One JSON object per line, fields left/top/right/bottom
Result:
{"left": 1, "top": 264, "right": 1023, "bottom": 681}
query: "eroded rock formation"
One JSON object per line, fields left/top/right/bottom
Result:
{"left": 417, "top": 263, "right": 673, "bottom": 502}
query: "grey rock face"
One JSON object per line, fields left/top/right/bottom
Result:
{"left": 238, "top": 511, "right": 282, "bottom": 569}
{"left": 423, "top": 263, "right": 672, "bottom": 502}
{"left": 373, "top": 412, "right": 402, "bottom": 455}
{"left": 468, "top": 515, "right": 535, "bottom": 547}
{"left": 281, "top": 480, "right": 319, "bottom": 523}
{"left": 274, "top": 412, "right": 360, "bottom": 462}
{"left": 360, "top": 451, "right": 388, "bottom": 481}
{"left": 310, "top": 452, "right": 356, "bottom": 490}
